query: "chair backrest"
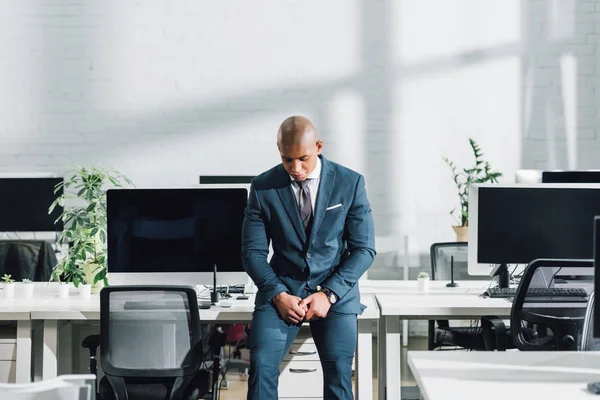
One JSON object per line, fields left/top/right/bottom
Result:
{"left": 430, "top": 242, "right": 481, "bottom": 281}
{"left": 581, "top": 291, "right": 600, "bottom": 350}
{"left": 0, "top": 240, "right": 57, "bottom": 281}
{"left": 100, "top": 286, "right": 202, "bottom": 380}
{"left": 510, "top": 259, "right": 594, "bottom": 351}
{"left": 0, "top": 374, "right": 96, "bottom": 400}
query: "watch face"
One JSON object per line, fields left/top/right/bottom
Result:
{"left": 329, "top": 293, "right": 337, "bottom": 304}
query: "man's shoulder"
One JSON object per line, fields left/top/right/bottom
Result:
{"left": 325, "top": 158, "right": 363, "bottom": 182}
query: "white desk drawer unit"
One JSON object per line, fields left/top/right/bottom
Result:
{"left": 279, "top": 335, "right": 323, "bottom": 399}
{"left": 0, "top": 329, "right": 17, "bottom": 383}
{"left": 283, "top": 342, "right": 319, "bottom": 362}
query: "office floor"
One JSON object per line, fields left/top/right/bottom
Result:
{"left": 216, "top": 336, "right": 428, "bottom": 399}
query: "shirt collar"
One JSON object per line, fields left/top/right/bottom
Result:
{"left": 289, "top": 156, "right": 322, "bottom": 182}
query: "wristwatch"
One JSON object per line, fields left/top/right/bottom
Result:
{"left": 316, "top": 285, "right": 338, "bottom": 304}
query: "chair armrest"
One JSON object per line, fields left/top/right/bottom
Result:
{"left": 481, "top": 316, "right": 507, "bottom": 351}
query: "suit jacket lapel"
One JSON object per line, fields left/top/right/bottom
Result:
{"left": 308, "top": 156, "right": 335, "bottom": 245}
{"left": 275, "top": 165, "right": 307, "bottom": 242}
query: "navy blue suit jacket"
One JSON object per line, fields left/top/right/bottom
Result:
{"left": 241, "top": 155, "right": 376, "bottom": 315}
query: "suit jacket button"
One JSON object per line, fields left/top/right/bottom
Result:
{"left": 306, "top": 253, "right": 312, "bottom": 259}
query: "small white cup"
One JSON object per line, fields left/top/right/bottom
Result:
{"left": 58, "top": 283, "right": 70, "bottom": 299}
{"left": 79, "top": 284, "right": 92, "bottom": 299}
{"left": 3, "top": 283, "right": 15, "bottom": 298}
{"left": 21, "top": 283, "right": 34, "bottom": 298}
{"left": 417, "top": 277, "right": 430, "bottom": 292}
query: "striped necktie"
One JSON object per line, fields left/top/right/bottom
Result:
{"left": 295, "top": 179, "right": 312, "bottom": 230}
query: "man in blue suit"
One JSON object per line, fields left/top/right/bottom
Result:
{"left": 242, "top": 116, "right": 376, "bottom": 399}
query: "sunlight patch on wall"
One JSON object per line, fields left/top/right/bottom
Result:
{"left": 111, "top": 1, "right": 361, "bottom": 114}
{"left": 325, "top": 90, "right": 366, "bottom": 176}
{"left": 392, "top": 0, "right": 520, "bottom": 65}
{"left": 560, "top": 54, "right": 577, "bottom": 169}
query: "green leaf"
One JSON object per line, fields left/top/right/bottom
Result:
{"left": 444, "top": 138, "right": 502, "bottom": 225}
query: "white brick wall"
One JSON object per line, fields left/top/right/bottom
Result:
{"left": 1, "top": 0, "right": 599, "bottom": 278}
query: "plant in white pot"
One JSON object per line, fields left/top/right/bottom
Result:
{"left": 21, "top": 278, "right": 34, "bottom": 298}
{"left": 444, "top": 138, "right": 502, "bottom": 242}
{"left": 49, "top": 165, "right": 133, "bottom": 295}
{"left": 417, "top": 271, "right": 430, "bottom": 292}
{"left": 2, "top": 274, "right": 15, "bottom": 298}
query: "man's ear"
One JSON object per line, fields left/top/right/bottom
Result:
{"left": 316, "top": 140, "right": 323, "bottom": 154}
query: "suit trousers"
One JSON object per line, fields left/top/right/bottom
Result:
{"left": 247, "top": 297, "right": 357, "bottom": 400}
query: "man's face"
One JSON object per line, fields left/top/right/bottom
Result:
{"left": 278, "top": 139, "right": 323, "bottom": 181}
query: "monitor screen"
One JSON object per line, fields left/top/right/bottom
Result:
{"left": 0, "top": 178, "right": 63, "bottom": 232}
{"left": 542, "top": 170, "right": 600, "bottom": 183}
{"left": 468, "top": 184, "right": 600, "bottom": 274}
{"left": 594, "top": 216, "right": 600, "bottom": 338}
{"left": 107, "top": 188, "right": 247, "bottom": 273}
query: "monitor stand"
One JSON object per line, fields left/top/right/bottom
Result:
{"left": 446, "top": 255, "right": 458, "bottom": 287}
{"left": 490, "top": 263, "right": 510, "bottom": 289}
{"left": 211, "top": 264, "right": 219, "bottom": 305}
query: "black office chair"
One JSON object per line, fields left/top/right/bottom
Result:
{"left": 511, "top": 259, "right": 592, "bottom": 351}
{"left": 483, "top": 259, "right": 593, "bottom": 351}
{"left": 580, "top": 291, "right": 600, "bottom": 351}
{"left": 428, "top": 242, "right": 488, "bottom": 350}
{"left": 97, "top": 286, "right": 209, "bottom": 400}
{"left": 0, "top": 240, "right": 57, "bottom": 281}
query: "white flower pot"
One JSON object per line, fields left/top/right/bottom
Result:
{"left": 21, "top": 284, "right": 34, "bottom": 298}
{"left": 417, "top": 278, "right": 430, "bottom": 292}
{"left": 3, "top": 283, "right": 15, "bottom": 298}
{"left": 79, "top": 284, "right": 92, "bottom": 299}
{"left": 58, "top": 283, "right": 70, "bottom": 299}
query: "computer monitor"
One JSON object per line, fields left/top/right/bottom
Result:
{"left": 468, "top": 184, "right": 600, "bottom": 276}
{"left": 107, "top": 188, "right": 249, "bottom": 287}
{"left": 593, "top": 216, "right": 600, "bottom": 338}
{"left": 542, "top": 170, "right": 600, "bottom": 183}
{"left": 0, "top": 177, "right": 64, "bottom": 233}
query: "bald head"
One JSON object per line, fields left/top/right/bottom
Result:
{"left": 276, "top": 116, "right": 323, "bottom": 181}
{"left": 277, "top": 116, "right": 318, "bottom": 146}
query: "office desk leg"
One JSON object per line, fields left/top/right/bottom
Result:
{"left": 16, "top": 320, "right": 32, "bottom": 383}
{"left": 377, "top": 317, "right": 386, "bottom": 400}
{"left": 385, "top": 316, "right": 401, "bottom": 400}
{"left": 58, "top": 322, "right": 72, "bottom": 375}
{"left": 42, "top": 320, "right": 58, "bottom": 380}
{"left": 355, "top": 319, "right": 373, "bottom": 400}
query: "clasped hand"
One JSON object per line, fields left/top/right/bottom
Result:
{"left": 273, "top": 292, "right": 331, "bottom": 324}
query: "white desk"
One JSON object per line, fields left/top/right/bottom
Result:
{"left": 408, "top": 350, "right": 600, "bottom": 399}
{"left": 360, "top": 279, "right": 494, "bottom": 294}
{"left": 375, "top": 285, "right": 512, "bottom": 400}
{"left": 0, "top": 292, "right": 57, "bottom": 383}
{"left": 30, "top": 292, "right": 380, "bottom": 400}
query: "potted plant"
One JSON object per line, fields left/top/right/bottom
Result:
{"left": 444, "top": 138, "right": 502, "bottom": 242}
{"left": 21, "top": 278, "right": 34, "bottom": 298}
{"left": 417, "top": 271, "right": 430, "bottom": 292}
{"left": 2, "top": 274, "right": 15, "bottom": 298}
{"left": 49, "top": 166, "right": 133, "bottom": 294}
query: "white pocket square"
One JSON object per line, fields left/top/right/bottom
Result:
{"left": 326, "top": 203, "right": 343, "bottom": 211}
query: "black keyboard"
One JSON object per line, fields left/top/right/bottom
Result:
{"left": 484, "top": 287, "right": 588, "bottom": 299}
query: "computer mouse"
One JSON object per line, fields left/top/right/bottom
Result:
{"left": 236, "top": 295, "right": 249, "bottom": 300}
{"left": 220, "top": 301, "right": 232, "bottom": 308}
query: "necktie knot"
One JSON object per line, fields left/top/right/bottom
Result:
{"left": 295, "top": 179, "right": 310, "bottom": 190}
